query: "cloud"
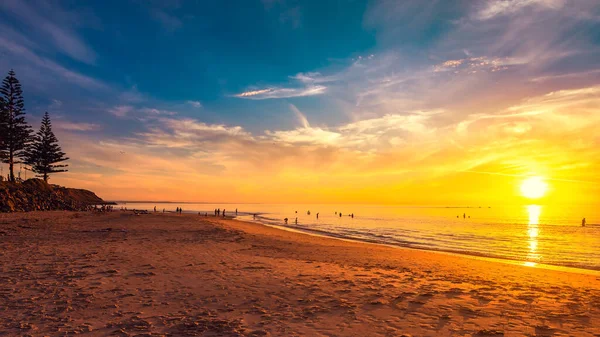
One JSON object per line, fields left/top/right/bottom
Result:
{"left": 55, "top": 121, "right": 101, "bottom": 132}
{"left": 119, "top": 85, "right": 146, "bottom": 103}
{"left": 151, "top": 9, "right": 183, "bottom": 31}
{"left": 109, "top": 105, "right": 179, "bottom": 118}
{"left": 0, "top": 0, "right": 97, "bottom": 64}
{"left": 186, "top": 100, "right": 202, "bottom": 108}
{"left": 475, "top": 0, "right": 566, "bottom": 20}
{"left": 109, "top": 105, "right": 134, "bottom": 118}
{"left": 49, "top": 99, "right": 63, "bottom": 109}
{"left": 432, "top": 56, "right": 524, "bottom": 73}
{"left": 289, "top": 104, "right": 310, "bottom": 128}
{"left": 0, "top": 37, "right": 107, "bottom": 90}
{"left": 139, "top": 108, "right": 178, "bottom": 116}
{"left": 234, "top": 85, "right": 326, "bottom": 99}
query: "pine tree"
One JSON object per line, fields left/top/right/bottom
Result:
{"left": 25, "top": 112, "right": 69, "bottom": 182}
{"left": 0, "top": 70, "right": 32, "bottom": 182}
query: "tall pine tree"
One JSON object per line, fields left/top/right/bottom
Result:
{"left": 25, "top": 112, "right": 69, "bottom": 182}
{"left": 0, "top": 70, "right": 32, "bottom": 182}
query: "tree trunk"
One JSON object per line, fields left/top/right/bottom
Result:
{"left": 8, "top": 151, "right": 14, "bottom": 182}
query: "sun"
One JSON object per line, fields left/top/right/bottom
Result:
{"left": 520, "top": 176, "right": 548, "bottom": 199}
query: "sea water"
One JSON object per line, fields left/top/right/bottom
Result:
{"left": 116, "top": 202, "right": 600, "bottom": 272}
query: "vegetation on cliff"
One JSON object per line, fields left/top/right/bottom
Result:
{"left": 0, "top": 179, "right": 106, "bottom": 212}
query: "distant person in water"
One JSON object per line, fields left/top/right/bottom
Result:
{"left": 253, "top": 214, "right": 256, "bottom": 220}
{"left": 235, "top": 208, "right": 238, "bottom": 215}
{"left": 316, "top": 213, "right": 319, "bottom": 219}
{"left": 351, "top": 213, "right": 354, "bottom": 218}
{"left": 154, "top": 206, "right": 156, "bottom": 212}
{"left": 582, "top": 218, "right": 586, "bottom": 227}
{"left": 223, "top": 209, "right": 226, "bottom": 217}
{"left": 339, "top": 212, "right": 342, "bottom": 217}
{"left": 307, "top": 210, "right": 310, "bottom": 215}
{"left": 463, "top": 213, "right": 466, "bottom": 219}
{"left": 163, "top": 208, "right": 165, "bottom": 213}
{"left": 284, "top": 218, "right": 288, "bottom": 224}
{"left": 295, "top": 217, "right": 298, "bottom": 225}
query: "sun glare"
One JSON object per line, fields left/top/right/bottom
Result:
{"left": 520, "top": 176, "right": 548, "bottom": 199}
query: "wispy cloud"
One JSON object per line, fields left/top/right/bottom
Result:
{"left": 151, "top": 9, "right": 183, "bottom": 31}
{"left": 0, "top": 36, "right": 107, "bottom": 90}
{"left": 187, "top": 100, "right": 202, "bottom": 108}
{"left": 234, "top": 85, "right": 326, "bottom": 99}
{"left": 109, "top": 105, "right": 134, "bottom": 118}
{"left": 109, "top": 105, "right": 178, "bottom": 118}
{"left": 0, "top": 0, "right": 97, "bottom": 64}
{"left": 475, "top": 0, "right": 566, "bottom": 20}
{"left": 55, "top": 121, "right": 101, "bottom": 132}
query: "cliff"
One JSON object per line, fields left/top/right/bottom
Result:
{"left": 0, "top": 179, "right": 108, "bottom": 212}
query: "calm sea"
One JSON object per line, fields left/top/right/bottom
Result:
{"left": 116, "top": 202, "right": 600, "bottom": 272}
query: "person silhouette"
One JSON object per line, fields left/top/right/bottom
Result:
{"left": 284, "top": 218, "right": 288, "bottom": 224}
{"left": 582, "top": 218, "right": 586, "bottom": 227}
{"left": 316, "top": 213, "right": 319, "bottom": 219}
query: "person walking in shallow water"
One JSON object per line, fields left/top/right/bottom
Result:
{"left": 582, "top": 218, "right": 586, "bottom": 227}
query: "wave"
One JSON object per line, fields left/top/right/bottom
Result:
{"left": 248, "top": 220, "right": 600, "bottom": 273}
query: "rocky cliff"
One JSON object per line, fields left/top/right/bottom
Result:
{"left": 0, "top": 179, "right": 107, "bottom": 212}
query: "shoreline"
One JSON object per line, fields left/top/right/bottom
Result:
{"left": 245, "top": 219, "right": 600, "bottom": 276}
{"left": 1, "top": 211, "right": 599, "bottom": 336}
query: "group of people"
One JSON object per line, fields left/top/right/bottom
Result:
{"left": 284, "top": 210, "right": 356, "bottom": 225}
{"left": 94, "top": 204, "right": 114, "bottom": 212}
{"left": 457, "top": 213, "right": 470, "bottom": 219}
{"left": 175, "top": 207, "right": 183, "bottom": 214}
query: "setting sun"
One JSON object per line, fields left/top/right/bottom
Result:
{"left": 520, "top": 176, "right": 548, "bottom": 199}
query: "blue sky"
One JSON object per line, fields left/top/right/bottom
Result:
{"left": 1, "top": 0, "right": 599, "bottom": 203}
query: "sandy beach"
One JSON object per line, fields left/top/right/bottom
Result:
{"left": 1, "top": 211, "right": 599, "bottom": 336}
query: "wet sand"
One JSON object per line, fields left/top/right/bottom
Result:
{"left": 0, "top": 211, "right": 599, "bottom": 336}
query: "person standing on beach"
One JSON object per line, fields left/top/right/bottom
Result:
{"left": 582, "top": 218, "right": 586, "bottom": 227}
{"left": 339, "top": 212, "right": 342, "bottom": 217}
{"left": 154, "top": 206, "right": 156, "bottom": 213}
{"left": 316, "top": 213, "right": 319, "bottom": 219}
{"left": 463, "top": 213, "right": 466, "bottom": 219}
{"left": 223, "top": 209, "right": 226, "bottom": 217}
{"left": 235, "top": 208, "right": 238, "bottom": 215}
{"left": 295, "top": 217, "right": 298, "bottom": 225}
{"left": 284, "top": 218, "right": 288, "bottom": 224}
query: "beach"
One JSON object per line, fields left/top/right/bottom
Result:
{"left": 1, "top": 211, "right": 599, "bottom": 336}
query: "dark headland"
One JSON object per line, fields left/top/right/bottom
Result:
{"left": 0, "top": 178, "right": 110, "bottom": 212}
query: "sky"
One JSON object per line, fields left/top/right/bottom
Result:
{"left": 0, "top": 0, "right": 599, "bottom": 205}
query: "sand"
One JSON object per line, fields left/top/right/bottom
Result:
{"left": 0, "top": 211, "right": 599, "bottom": 336}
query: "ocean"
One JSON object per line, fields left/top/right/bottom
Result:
{"left": 116, "top": 202, "right": 600, "bottom": 272}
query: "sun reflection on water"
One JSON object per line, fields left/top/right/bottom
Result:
{"left": 525, "top": 205, "right": 541, "bottom": 267}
